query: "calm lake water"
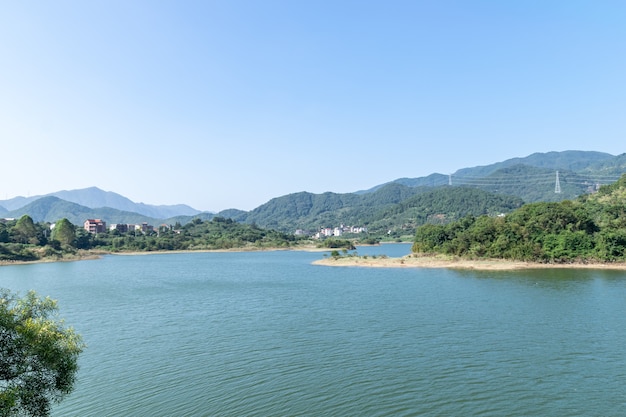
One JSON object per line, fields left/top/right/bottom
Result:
{"left": 2, "top": 243, "right": 626, "bottom": 416}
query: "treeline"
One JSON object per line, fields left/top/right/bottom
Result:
{"left": 0, "top": 216, "right": 300, "bottom": 262}
{"left": 0, "top": 216, "right": 78, "bottom": 261}
{"left": 412, "top": 175, "right": 626, "bottom": 263}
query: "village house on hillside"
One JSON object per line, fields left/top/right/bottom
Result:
{"left": 109, "top": 222, "right": 155, "bottom": 233}
{"left": 84, "top": 219, "right": 106, "bottom": 233}
{"left": 84, "top": 219, "right": 157, "bottom": 234}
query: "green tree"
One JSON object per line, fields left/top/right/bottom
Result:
{"left": 412, "top": 223, "right": 450, "bottom": 253}
{"left": 73, "top": 228, "right": 92, "bottom": 250}
{"left": 0, "top": 289, "right": 84, "bottom": 417}
{"left": 51, "top": 219, "right": 76, "bottom": 247}
{"left": 0, "top": 223, "right": 9, "bottom": 243}
{"left": 11, "top": 215, "right": 39, "bottom": 245}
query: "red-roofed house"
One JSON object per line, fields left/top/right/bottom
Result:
{"left": 84, "top": 219, "right": 106, "bottom": 234}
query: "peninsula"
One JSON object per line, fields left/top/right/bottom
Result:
{"left": 313, "top": 254, "right": 626, "bottom": 271}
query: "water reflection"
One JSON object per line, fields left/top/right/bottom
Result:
{"left": 456, "top": 267, "right": 626, "bottom": 288}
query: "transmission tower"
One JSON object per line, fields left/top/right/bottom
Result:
{"left": 448, "top": 174, "right": 452, "bottom": 186}
{"left": 555, "top": 171, "right": 561, "bottom": 194}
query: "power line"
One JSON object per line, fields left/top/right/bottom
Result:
{"left": 444, "top": 171, "right": 623, "bottom": 190}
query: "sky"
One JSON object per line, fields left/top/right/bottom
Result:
{"left": 1, "top": 1, "right": 625, "bottom": 212}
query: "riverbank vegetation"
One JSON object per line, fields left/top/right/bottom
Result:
{"left": 412, "top": 174, "right": 626, "bottom": 263}
{"left": 0, "top": 216, "right": 308, "bottom": 263}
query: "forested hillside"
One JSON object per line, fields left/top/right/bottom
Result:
{"left": 413, "top": 174, "right": 626, "bottom": 263}
{"left": 357, "top": 173, "right": 449, "bottom": 193}
{"left": 453, "top": 150, "right": 612, "bottom": 177}
{"left": 366, "top": 151, "right": 625, "bottom": 203}
{"left": 365, "top": 187, "right": 524, "bottom": 235}
{"left": 583, "top": 153, "right": 626, "bottom": 176}
{"left": 239, "top": 183, "right": 425, "bottom": 233}
{"left": 451, "top": 165, "right": 594, "bottom": 202}
{"left": 230, "top": 184, "right": 525, "bottom": 237}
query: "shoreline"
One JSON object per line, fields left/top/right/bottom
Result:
{"left": 109, "top": 244, "right": 336, "bottom": 257}
{"left": 0, "top": 244, "right": 338, "bottom": 267}
{"left": 0, "top": 251, "right": 105, "bottom": 267}
{"left": 312, "top": 254, "right": 626, "bottom": 271}
{"left": 4, "top": 248, "right": 626, "bottom": 271}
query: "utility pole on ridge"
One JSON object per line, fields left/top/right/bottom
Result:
{"left": 555, "top": 171, "right": 561, "bottom": 194}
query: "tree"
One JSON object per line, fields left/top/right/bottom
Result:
{"left": 0, "top": 223, "right": 9, "bottom": 243}
{"left": 0, "top": 289, "right": 84, "bottom": 417}
{"left": 51, "top": 219, "right": 76, "bottom": 247}
{"left": 11, "top": 215, "right": 39, "bottom": 245}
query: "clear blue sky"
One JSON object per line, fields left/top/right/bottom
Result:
{"left": 1, "top": 1, "right": 624, "bottom": 211}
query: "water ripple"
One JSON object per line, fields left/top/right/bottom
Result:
{"left": 3, "top": 250, "right": 625, "bottom": 416}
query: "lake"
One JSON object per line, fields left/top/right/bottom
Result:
{"left": 2, "top": 244, "right": 626, "bottom": 416}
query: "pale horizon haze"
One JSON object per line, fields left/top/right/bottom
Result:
{"left": 1, "top": 1, "right": 625, "bottom": 211}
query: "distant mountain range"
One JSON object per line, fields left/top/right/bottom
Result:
{"left": 230, "top": 150, "right": 626, "bottom": 234}
{"left": 2, "top": 151, "right": 625, "bottom": 235}
{"left": 0, "top": 187, "right": 201, "bottom": 218}
{"left": 359, "top": 150, "right": 625, "bottom": 193}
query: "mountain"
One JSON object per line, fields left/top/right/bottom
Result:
{"left": 364, "top": 186, "right": 525, "bottom": 234}
{"left": 583, "top": 153, "right": 626, "bottom": 176}
{"left": 5, "top": 196, "right": 159, "bottom": 226}
{"left": 237, "top": 183, "right": 427, "bottom": 232}
{"left": 453, "top": 150, "right": 614, "bottom": 177}
{"left": 452, "top": 164, "right": 593, "bottom": 202}
{"left": 216, "top": 208, "right": 248, "bottom": 220}
{"left": 230, "top": 183, "right": 524, "bottom": 235}
{"left": 361, "top": 151, "right": 625, "bottom": 203}
{"left": 161, "top": 212, "right": 216, "bottom": 226}
{"left": 0, "top": 187, "right": 202, "bottom": 218}
{"left": 355, "top": 173, "right": 448, "bottom": 194}
{"left": 3, "top": 151, "right": 624, "bottom": 236}
{"left": 224, "top": 151, "right": 625, "bottom": 234}
{"left": 0, "top": 196, "right": 34, "bottom": 212}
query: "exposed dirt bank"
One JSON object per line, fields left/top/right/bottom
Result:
{"left": 312, "top": 254, "right": 626, "bottom": 271}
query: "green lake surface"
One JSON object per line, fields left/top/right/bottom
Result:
{"left": 2, "top": 244, "right": 626, "bottom": 416}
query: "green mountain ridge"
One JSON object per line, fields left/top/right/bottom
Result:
{"left": 231, "top": 152, "right": 626, "bottom": 234}
{"left": 239, "top": 183, "right": 423, "bottom": 232}
{"left": 453, "top": 150, "right": 614, "bottom": 177}
{"left": 583, "top": 153, "right": 626, "bottom": 176}
{"left": 3, "top": 151, "right": 625, "bottom": 236}
{"left": 362, "top": 150, "right": 623, "bottom": 201}
{"left": 4, "top": 197, "right": 163, "bottom": 226}
{"left": 365, "top": 187, "right": 524, "bottom": 234}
